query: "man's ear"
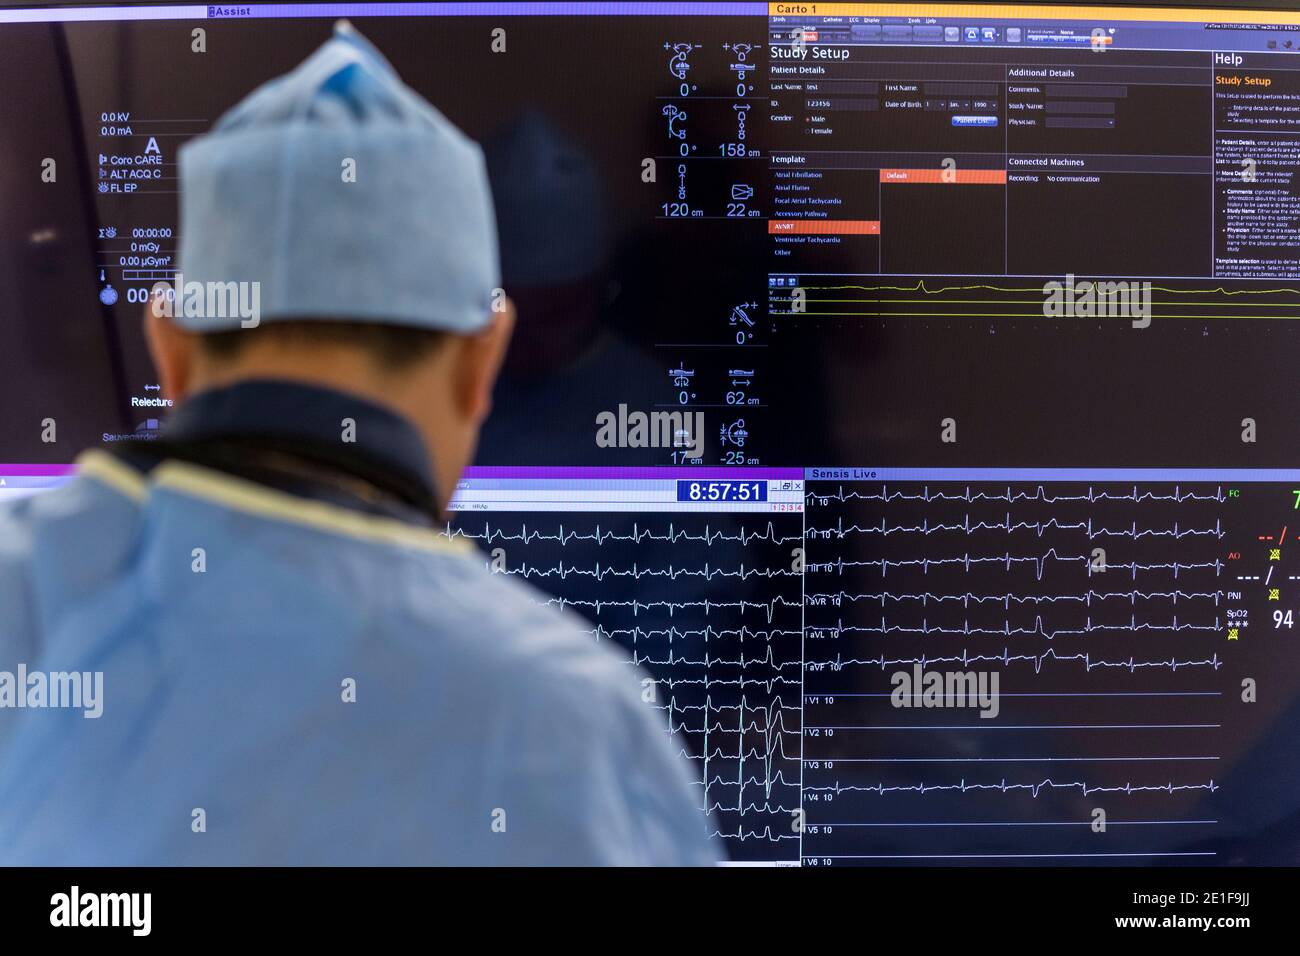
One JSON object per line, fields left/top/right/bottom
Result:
{"left": 143, "top": 298, "right": 197, "bottom": 402}
{"left": 453, "top": 299, "right": 515, "bottom": 424}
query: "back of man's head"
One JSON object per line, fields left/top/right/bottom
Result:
{"left": 144, "top": 21, "right": 513, "bottom": 506}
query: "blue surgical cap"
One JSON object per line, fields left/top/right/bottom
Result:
{"left": 176, "top": 21, "right": 500, "bottom": 333}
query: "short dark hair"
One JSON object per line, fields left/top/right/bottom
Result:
{"left": 195, "top": 320, "right": 449, "bottom": 371}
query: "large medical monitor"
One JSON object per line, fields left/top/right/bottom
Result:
{"left": 3, "top": 1, "right": 1300, "bottom": 867}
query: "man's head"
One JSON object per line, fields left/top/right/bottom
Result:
{"left": 157, "top": 21, "right": 509, "bottom": 509}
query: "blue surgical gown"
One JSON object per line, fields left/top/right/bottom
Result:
{"left": 0, "top": 444, "right": 717, "bottom": 865}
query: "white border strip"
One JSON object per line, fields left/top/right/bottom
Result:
{"left": 0, "top": 5, "right": 206, "bottom": 22}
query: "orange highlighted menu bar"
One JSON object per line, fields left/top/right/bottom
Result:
{"left": 880, "top": 168, "right": 1007, "bottom": 184}
{"left": 769, "top": 220, "right": 881, "bottom": 235}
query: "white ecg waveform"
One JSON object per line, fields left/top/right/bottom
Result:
{"left": 805, "top": 588, "right": 1225, "bottom": 607}
{"left": 644, "top": 673, "right": 800, "bottom": 694}
{"left": 504, "top": 562, "right": 799, "bottom": 582}
{"left": 586, "top": 623, "right": 802, "bottom": 643}
{"left": 668, "top": 695, "right": 801, "bottom": 831}
{"left": 445, "top": 520, "right": 801, "bottom": 547}
{"left": 809, "top": 647, "right": 1223, "bottom": 674}
{"left": 807, "top": 778, "right": 1220, "bottom": 798}
{"left": 586, "top": 629, "right": 803, "bottom": 688}
{"left": 445, "top": 479, "right": 1238, "bottom": 859}
{"left": 799, "top": 479, "right": 1232, "bottom": 860}
{"left": 809, "top": 615, "right": 1221, "bottom": 640}
{"left": 712, "top": 825, "right": 800, "bottom": 843}
{"left": 807, "top": 551, "right": 1224, "bottom": 580}
{"left": 805, "top": 515, "right": 1224, "bottom": 541}
{"left": 544, "top": 594, "right": 801, "bottom": 623}
{"left": 446, "top": 513, "right": 806, "bottom": 856}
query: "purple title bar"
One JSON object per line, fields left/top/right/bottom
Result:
{"left": 0, "top": 3, "right": 762, "bottom": 24}
{"left": 210, "top": 2, "right": 763, "bottom": 18}
{"left": 0, "top": 464, "right": 78, "bottom": 476}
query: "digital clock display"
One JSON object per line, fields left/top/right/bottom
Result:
{"left": 676, "top": 480, "right": 767, "bottom": 503}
